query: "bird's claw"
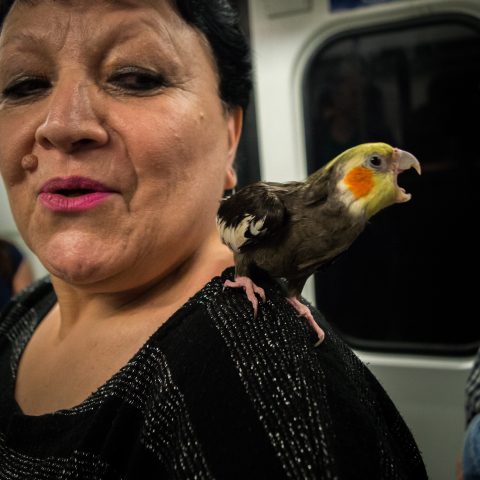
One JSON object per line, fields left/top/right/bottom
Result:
{"left": 223, "top": 277, "right": 266, "bottom": 318}
{"left": 286, "top": 297, "right": 325, "bottom": 346}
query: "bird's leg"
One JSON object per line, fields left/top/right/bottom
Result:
{"left": 224, "top": 276, "right": 266, "bottom": 318}
{"left": 286, "top": 297, "right": 325, "bottom": 346}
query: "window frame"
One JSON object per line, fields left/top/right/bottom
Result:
{"left": 302, "top": 12, "right": 480, "bottom": 356}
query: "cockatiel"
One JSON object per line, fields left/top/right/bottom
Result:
{"left": 216, "top": 142, "right": 421, "bottom": 346}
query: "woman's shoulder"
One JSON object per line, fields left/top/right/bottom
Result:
{"left": 147, "top": 268, "right": 337, "bottom": 479}
{"left": 157, "top": 268, "right": 427, "bottom": 479}
{"left": 0, "top": 276, "right": 54, "bottom": 337}
{"left": 183, "top": 267, "right": 369, "bottom": 388}
{"left": 188, "top": 267, "right": 360, "bottom": 370}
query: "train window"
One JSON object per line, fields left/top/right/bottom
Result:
{"left": 303, "top": 16, "right": 480, "bottom": 355}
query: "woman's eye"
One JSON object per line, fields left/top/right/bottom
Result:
{"left": 2, "top": 77, "right": 51, "bottom": 100}
{"left": 108, "top": 68, "right": 167, "bottom": 93}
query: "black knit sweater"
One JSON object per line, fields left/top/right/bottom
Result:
{"left": 0, "top": 268, "right": 427, "bottom": 479}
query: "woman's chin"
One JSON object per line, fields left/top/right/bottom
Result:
{"left": 44, "top": 256, "right": 111, "bottom": 286}
{"left": 38, "top": 234, "right": 123, "bottom": 286}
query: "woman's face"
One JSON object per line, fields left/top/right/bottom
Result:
{"left": 0, "top": 0, "right": 240, "bottom": 290}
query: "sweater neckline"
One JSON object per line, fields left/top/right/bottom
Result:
{"left": 4, "top": 271, "right": 228, "bottom": 420}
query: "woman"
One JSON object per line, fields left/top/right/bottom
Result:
{"left": 0, "top": 0, "right": 427, "bottom": 478}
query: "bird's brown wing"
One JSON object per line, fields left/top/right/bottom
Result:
{"left": 216, "top": 182, "right": 297, "bottom": 253}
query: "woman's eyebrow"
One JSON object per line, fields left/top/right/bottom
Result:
{"left": 101, "top": 18, "right": 182, "bottom": 53}
{"left": 0, "top": 16, "right": 184, "bottom": 68}
{"left": 0, "top": 31, "right": 52, "bottom": 51}
{"left": 96, "top": 18, "right": 185, "bottom": 69}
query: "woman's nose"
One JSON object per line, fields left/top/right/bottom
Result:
{"left": 35, "top": 80, "right": 109, "bottom": 153}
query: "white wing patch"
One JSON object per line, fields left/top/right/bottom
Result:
{"left": 337, "top": 178, "right": 367, "bottom": 217}
{"left": 216, "top": 214, "right": 266, "bottom": 253}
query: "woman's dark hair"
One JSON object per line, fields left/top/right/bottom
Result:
{"left": 0, "top": 0, "right": 252, "bottom": 110}
{"left": 172, "top": 0, "right": 252, "bottom": 110}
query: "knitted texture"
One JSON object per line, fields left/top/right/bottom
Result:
{"left": 0, "top": 269, "right": 427, "bottom": 479}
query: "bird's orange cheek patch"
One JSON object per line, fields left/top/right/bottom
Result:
{"left": 343, "top": 166, "right": 374, "bottom": 199}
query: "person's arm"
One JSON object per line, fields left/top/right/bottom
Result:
{"left": 12, "top": 258, "right": 34, "bottom": 294}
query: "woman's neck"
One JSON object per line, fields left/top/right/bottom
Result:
{"left": 49, "top": 232, "right": 234, "bottom": 340}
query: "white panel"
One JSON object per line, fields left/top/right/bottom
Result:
{"left": 358, "top": 351, "right": 473, "bottom": 480}
{"left": 262, "top": 0, "right": 313, "bottom": 18}
{"left": 0, "top": 178, "right": 16, "bottom": 232}
{"left": 0, "top": 178, "right": 47, "bottom": 280}
{"left": 249, "top": 0, "right": 327, "bottom": 184}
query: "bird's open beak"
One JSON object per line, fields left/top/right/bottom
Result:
{"left": 393, "top": 148, "right": 421, "bottom": 203}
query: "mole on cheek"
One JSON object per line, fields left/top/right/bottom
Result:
{"left": 21, "top": 154, "right": 39, "bottom": 172}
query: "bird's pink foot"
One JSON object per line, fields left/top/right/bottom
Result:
{"left": 286, "top": 297, "right": 325, "bottom": 346}
{"left": 224, "top": 276, "right": 266, "bottom": 317}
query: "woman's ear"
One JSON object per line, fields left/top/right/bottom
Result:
{"left": 224, "top": 106, "right": 243, "bottom": 190}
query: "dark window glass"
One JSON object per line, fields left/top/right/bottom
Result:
{"left": 303, "top": 16, "right": 480, "bottom": 355}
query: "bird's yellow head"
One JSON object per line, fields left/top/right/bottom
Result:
{"left": 327, "top": 142, "right": 421, "bottom": 218}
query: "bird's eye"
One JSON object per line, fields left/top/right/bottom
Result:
{"left": 368, "top": 155, "right": 383, "bottom": 169}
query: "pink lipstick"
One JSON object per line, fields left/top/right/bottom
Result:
{"left": 39, "top": 176, "right": 115, "bottom": 213}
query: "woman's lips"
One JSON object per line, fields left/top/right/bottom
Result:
{"left": 39, "top": 191, "right": 113, "bottom": 212}
{"left": 38, "top": 176, "right": 115, "bottom": 213}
